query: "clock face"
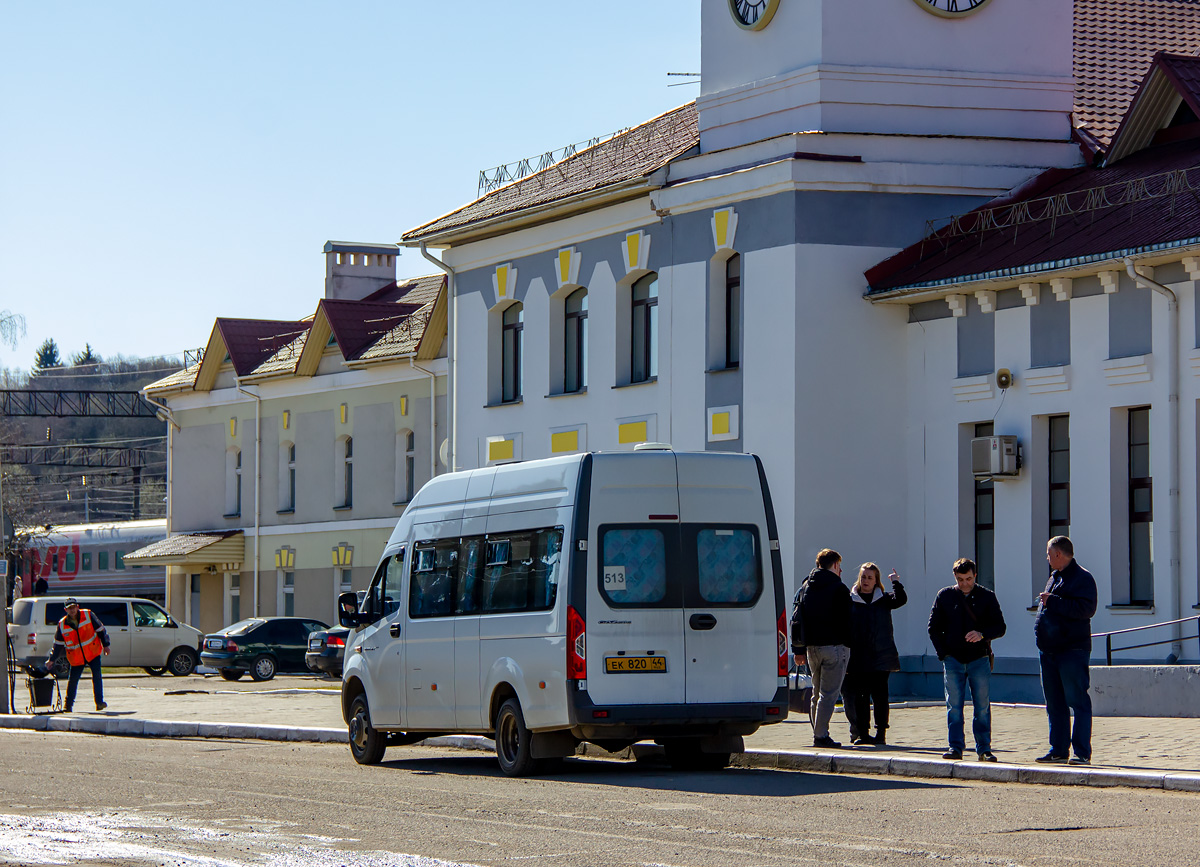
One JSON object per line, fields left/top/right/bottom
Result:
{"left": 912, "top": 0, "right": 994, "bottom": 18}
{"left": 729, "top": 0, "right": 781, "bottom": 30}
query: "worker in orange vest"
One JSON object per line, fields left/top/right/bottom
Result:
{"left": 46, "top": 598, "right": 111, "bottom": 712}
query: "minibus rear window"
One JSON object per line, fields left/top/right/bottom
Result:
{"left": 11, "top": 600, "right": 31, "bottom": 626}
{"left": 600, "top": 528, "right": 668, "bottom": 606}
{"left": 695, "top": 528, "right": 761, "bottom": 604}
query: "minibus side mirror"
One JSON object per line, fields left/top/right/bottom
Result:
{"left": 338, "top": 591, "right": 362, "bottom": 628}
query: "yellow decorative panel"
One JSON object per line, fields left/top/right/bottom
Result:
{"left": 715, "top": 211, "right": 729, "bottom": 247}
{"left": 339, "top": 403, "right": 347, "bottom": 424}
{"left": 558, "top": 250, "right": 572, "bottom": 285}
{"left": 626, "top": 233, "right": 639, "bottom": 270}
{"left": 229, "top": 418, "right": 237, "bottom": 437}
{"left": 551, "top": 430, "right": 579, "bottom": 453}
{"left": 618, "top": 421, "right": 648, "bottom": 444}
{"left": 488, "top": 439, "right": 515, "bottom": 462}
{"left": 496, "top": 264, "right": 508, "bottom": 298}
{"left": 281, "top": 410, "right": 290, "bottom": 430}
{"left": 400, "top": 396, "right": 408, "bottom": 416}
{"left": 711, "top": 207, "right": 738, "bottom": 251}
{"left": 711, "top": 412, "right": 730, "bottom": 436}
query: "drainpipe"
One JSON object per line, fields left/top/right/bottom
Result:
{"left": 410, "top": 358, "right": 438, "bottom": 481}
{"left": 234, "top": 382, "right": 262, "bottom": 617}
{"left": 420, "top": 242, "right": 456, "bottom": 472}
{"left": 143, "top": 393, "right": 180, "bottom": 617}
{"left": 1124, "top": 257, "right": 1182, "bottom": 658}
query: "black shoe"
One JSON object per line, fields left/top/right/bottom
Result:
{"left": 978, "top": 751, "right": 997, "bottom": 762}
{"left": 873, "top": 732, "right": 887, "bottom": 746}
{"left": 942, "top": 748, "right": 962, "bottom": 760}
{"left": 1068, "top": 756, "right": 1090, "bottom": 765}
{"left": 1035, "top": 752, "right": 1068, "bottom": 764}
{"left": 813, "top": 736, "right": 843, "bottom": 749}
{"left": 96, "top": 702, "right": 107, "bottom": 711}
{"left": 851, "top": 736, "right": 872, "bottom": 746}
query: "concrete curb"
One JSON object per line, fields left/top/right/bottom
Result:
{"left": 1, "top": 714, "right": 1194, "bottom": 791}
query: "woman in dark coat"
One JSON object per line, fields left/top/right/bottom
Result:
{"left": 842, "top": 563, "right": 906, "bottom": 745}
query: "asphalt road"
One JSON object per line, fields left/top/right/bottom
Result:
{"left": 3, "top": 730, "right": 1200, "bottom": 867}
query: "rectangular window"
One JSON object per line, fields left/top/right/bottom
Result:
{"left": 1030, "top": 284, "right": 1070, "bottom": 368}
{"left": 410, "top": 543, "right": 458, "bottom": 618}
{"left": 1049, "top": 415, "right": 1070, "bottom": 540}
{"left": 601, "top": 527, "right": 668, "bottom": 606}
{"left": 340, "top": 568, "right": 353, "bottom": 593}
{"left": 480, "top": 529, "right": 562, "bottom": 614}
{"left": 725, "top": 255, "right": 741, "bottom": 368}
{"left": 231, "top": 574, "right": 241, "bottom": 623}
{"left": 405, "top": 431, "right": 416, "bottom": 502}
{"left": 457, "top": 538, "right": 482, "bottom": 615}
{"left": 65, "top": 551, "right": 76, "bottom": 573}
{"left": 1129, "top": 406, "right": 1153, "bottom": 604}
{"left": 283, "top": 571, "right": 295, "bottom": 617}
{"left": 288, "top": 443, "right": 296, "bottom": 510}
{"left": 132, "top": 601, "right": 169, "bottom": 628}
{"left": 695, "top": 528, "right": 760, "bottom": 604}
{"left": 957, "top": 297, "right": 995, "bottom": 378}
{"left": 115, "top": 550, "right": 125, "bottom": 570}
{"left": 974, "top": 421, "right": 995, "bottom": 591}
{"left": 82, "top": 552, "right": 92, "bottom": 571}
{"left": 98, "top": 551, "right": 109, "bottom": 571}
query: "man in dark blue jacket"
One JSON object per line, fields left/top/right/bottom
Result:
{"left": 1034, "top": 536, "right": 1098, "bottom": 765}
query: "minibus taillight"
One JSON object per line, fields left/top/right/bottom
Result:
{"left": 776, "top": 610, "right": 788, "bottom": 677}
{"left": 567, "top": 606, "right": 586, "bottom": 680}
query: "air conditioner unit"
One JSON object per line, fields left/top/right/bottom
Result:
{"left": 971, "top": 435, "right": 1019, "bottom": 478}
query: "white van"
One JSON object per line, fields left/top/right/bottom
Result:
{"left": 8, "top": 596, "right": 203, "bottom": 677}
{"left": 338, "top": 447, "right": 789, "bottom": 775}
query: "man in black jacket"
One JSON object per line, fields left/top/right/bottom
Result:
{"left": 927, "top": 558, "right": 1006, "bottom": 761}
{"left": 792, "top": 548, "right": 852, "bottom": 748}
{"left": 1034, "top": 535, "right": 1098, "bottom": 765}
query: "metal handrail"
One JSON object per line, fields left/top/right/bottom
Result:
{"left": 1091, "top": 614, "right": 1200, "bottom": 665}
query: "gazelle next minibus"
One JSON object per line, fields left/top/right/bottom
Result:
{"left": 337, "top": 446, "right": 789, "bottom": 775}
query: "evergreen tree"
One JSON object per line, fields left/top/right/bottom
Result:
{"left": 72, "top": 343, "right": 101, "bottom": 366}
{"left": 33, "top": 338, "right": 61, "bottom": 372}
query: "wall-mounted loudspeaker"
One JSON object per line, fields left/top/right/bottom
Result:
{"left": 996, "top": 368, "right": 1013, "bottom": 390}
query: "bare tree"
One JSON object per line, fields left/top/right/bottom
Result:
{"left": 0, "top": 310, "right": 26, "bottom": 350}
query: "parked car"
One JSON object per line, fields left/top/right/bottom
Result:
{"left": 305, "top": 625, "right": 350, "bottom": 676}
{"left": 7, "top": 595, "right": 202, "bottom": 677}
{"left": 200, "top": 616, "right": 329, "bottom": 681}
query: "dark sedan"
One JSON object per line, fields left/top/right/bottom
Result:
{"left": 305, "top": 625, "right": 350, "bottom": 677}
{"left": 200, "top": 616, "right": 329, "bottom": 681}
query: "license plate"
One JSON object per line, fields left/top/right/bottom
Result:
{"left": 308, "top": 639, "right": 323, "bottom": 650}
{"left": 204, "top": 639, "right": 223, "bottom": 649}
{"left": 605, "top": 656, "right": 667, "bottom": 674}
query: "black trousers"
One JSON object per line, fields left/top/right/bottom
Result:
{"left": 841, "top": 670, "right": 891, "bottom": 738}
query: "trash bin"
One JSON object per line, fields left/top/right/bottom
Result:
{"left": 28, "top": 676, "right": 56, "bottom": 709}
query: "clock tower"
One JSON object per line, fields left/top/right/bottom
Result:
{"left": 698, "top": 0, "right": 1075, "bottom": 154}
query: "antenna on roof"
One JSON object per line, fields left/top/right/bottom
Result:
{"left": 667, "top": 72, "right": 700, "bottom": 87}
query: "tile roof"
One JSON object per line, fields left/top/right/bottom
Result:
{"left": 402, "top": 104, "right": 699, "bottom": 242}
{"left": 1074, "top": 0, "right": 1200, "bottom": 147}
{"left": 866, "top": 136, "right": 1200, "bottom": 294}
{"left": 217, "top": 319, "right": 310, "bottom": 377}
{"left": 321, "top": 300, "right": 424, "bottom": 361}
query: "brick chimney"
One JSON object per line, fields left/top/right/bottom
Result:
{"left": 323, "top": 241, "right": 400, "bottom": 300}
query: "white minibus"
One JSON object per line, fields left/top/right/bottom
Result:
{"left": 338, "top": 446, "right": 789, "bottom": 775}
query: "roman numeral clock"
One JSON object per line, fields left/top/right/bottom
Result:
{"left": 728, "top": 0, "right": 781, "bottom": 30}
{"left": 913, "top": 0, "right": 993, "bottom": 17}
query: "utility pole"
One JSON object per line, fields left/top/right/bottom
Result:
{"left": 1, "top": 451, "right": 9, "bottom": 715}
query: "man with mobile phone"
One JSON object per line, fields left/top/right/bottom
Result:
{"left": 1034, "top": 536, "right": 1098, "bottom": 765}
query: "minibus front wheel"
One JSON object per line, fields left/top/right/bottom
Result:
{"left": 348, "top": 695, "right": 387, "bottom": 765}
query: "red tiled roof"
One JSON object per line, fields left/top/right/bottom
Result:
{"left": 320, "top": 300, "right": 424, "bottom": 362}
{"left": 866, "top": 137, "right": 1200, "bottom": 294}
{"left": 1074, "top": 0, "right": 1200, "bottom": 146}
{"left": 402, "top": 104, "right": 699, "bottom": 242}
{"left": 216, "top": 319, "right": 309, "bottom": 377}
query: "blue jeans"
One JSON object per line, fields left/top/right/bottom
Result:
{"left": 1040, "top": 649, "right": 1091, "bottom": 760}
{"left": 943, "top": 655, "right": 991, "bottom": 754}
{"left": 65, "top": 656, "right": 104, "bottom": 710}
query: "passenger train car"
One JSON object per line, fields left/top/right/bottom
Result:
{"left": 17, "top": 519, "right": 167, "bottom": 602}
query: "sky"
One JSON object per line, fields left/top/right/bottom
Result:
{"left": 0, "top": 1, "right": 700, "bottom": 372}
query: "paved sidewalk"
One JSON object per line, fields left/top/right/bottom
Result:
{"left": 5, "top": 672, "right": 1200, "bottom": 791}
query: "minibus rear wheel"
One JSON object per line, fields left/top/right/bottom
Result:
{"left": 494, "top": 698, "right": 537, "bottom": 777}
{"left": 664, "top": 738, "right": 731, "bottom": 771}
{"left": 348, "top": 695, "right": 387, "bottom": 764}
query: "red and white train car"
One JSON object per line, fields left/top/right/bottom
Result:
{"left": 18, "top": 519, "right": 167, "bottom": 602}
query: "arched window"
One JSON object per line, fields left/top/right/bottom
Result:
{"left": 225, "top": 448, "right": 242, "bottom": 517}
{"left": 502, "top": 303, "right": 524, "bottom": 402}
{"left": 396, "top": 429, "right": 417, "bottom": 503}
{"left": 279, "top": 442, "right": 296, "bottom": 512}
{"left": 343, "top": 436, "right": 353, "bottom": 508}
{"left": 564, "top": 288, "right": 588, "bottom": 393}
{"left": 631, "top": 273, "right": 658, "bottom": 383}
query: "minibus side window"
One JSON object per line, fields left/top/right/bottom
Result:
{"left": 695, "top": 528, "right": 761, "bottom": 604}
{"left": 363, "top": 557, "right": 390, "bottom": 621}
{"left": 600, "top": 528, "right": 668, "bottom": 606}
{"left": 132, "top": 601, "right": 169, "bottom": 628}
{"left": 480, "top": 528, "right": 562, "bottom": 613}
{"left": 456, "top": 538, "right": 482, "bottom": 614}
{"left": 410, "top": 543, "right": 457, "bottom": 618}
